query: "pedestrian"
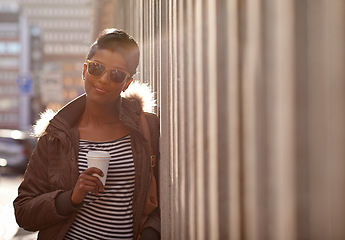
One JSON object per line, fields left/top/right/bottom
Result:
{"left": 13, "top": 28, "right": 160, "bottom": 240}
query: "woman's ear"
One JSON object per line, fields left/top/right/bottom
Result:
{"left": 82, "top": 63, "right": 87, "bottom": 80}
{"left": 122, "top": 78, "right": 133, "bottom": 92}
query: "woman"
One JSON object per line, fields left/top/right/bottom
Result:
{"left": 14, "top": 28, "right": 160, "bottom": 240}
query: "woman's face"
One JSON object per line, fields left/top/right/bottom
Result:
{"left": 83, "top": 49, "right": 132, "bottom": 105}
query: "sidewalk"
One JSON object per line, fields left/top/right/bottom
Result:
{"left": 12, "top": 228, "right": 38, "bottom": 240}
{"left": 0, "top": 174, "right": 38, "bottom": 240}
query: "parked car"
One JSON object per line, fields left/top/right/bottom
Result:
{"left": 0, "top": 129, "right": 36, "bottom": 174}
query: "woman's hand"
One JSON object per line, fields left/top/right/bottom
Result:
{"left": 71, "top": 167, "right": 105, "bottom": 205}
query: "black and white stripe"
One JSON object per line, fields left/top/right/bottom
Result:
{"left": 64, "top": 135, "right": 135, "bottom": 240}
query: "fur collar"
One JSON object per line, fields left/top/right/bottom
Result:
{"left": 33, "top": 81, "right": 156, "bottom": 138}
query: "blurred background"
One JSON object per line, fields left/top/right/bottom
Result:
{"left": 0, "top": 0, "right": 122, "bottom": 239}
{"left": 1, "top": 0, "right": 345, "bottom": 240}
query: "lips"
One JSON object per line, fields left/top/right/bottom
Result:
{"left": 94, "top": 85, "right": 107, "bottom": 93}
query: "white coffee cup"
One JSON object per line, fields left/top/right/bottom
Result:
{"left": 86, "top": 150, "right": 111, "bottom": 185}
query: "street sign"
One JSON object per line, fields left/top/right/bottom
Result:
{"left": 17, "top": 75, "right": 32, "bottom": 94}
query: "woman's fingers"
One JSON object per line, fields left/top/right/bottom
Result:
{"left": 84, "top": 167, "right": 105, "bottom": 191}
{"left": 78, "top": 176, "right": 102, "bottom": 194}
{"left": 71, "top": 167, "right": 105, "bottom": 204}
{"left": 84, "top": 167, "right": 104, "bottom": 178}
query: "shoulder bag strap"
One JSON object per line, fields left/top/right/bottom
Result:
{"left": 139, "top": 113, "right": 156, "bottom": 168}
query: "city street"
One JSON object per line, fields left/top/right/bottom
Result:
{"left": 0, "top": 173, "right": 37, "bottom": 240}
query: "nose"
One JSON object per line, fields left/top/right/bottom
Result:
{"left": 98, "top": 70, "right": 111, "bottom": 83}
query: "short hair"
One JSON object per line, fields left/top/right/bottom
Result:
{"left": 86, "top": 28, "right": 140, "bottom": 76}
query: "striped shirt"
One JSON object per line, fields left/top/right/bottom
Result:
{"left": 64, "top": 135, "right": 135, "bottom": 240}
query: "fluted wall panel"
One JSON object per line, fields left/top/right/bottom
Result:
{"left": 110, "top": 0, "right": 345, "bottom": 239}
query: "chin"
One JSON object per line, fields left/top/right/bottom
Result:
{"left": 87, "top": 92, "right": 120, "bottom": 106}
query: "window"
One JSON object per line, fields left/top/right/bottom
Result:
{"left": 7, "top": 42, "right": 21, "bottom": 54}
{"left": 0, "top": 98, "right": 18, "bottom": 111}
{"left": 0, "top": 42, "right": 5, "bottom": 53}
{"left": 0, "top": 42, "right": 21, "bottom": 54}
{"left": 0, "top": 58, "right": 19, "bottom": 68}
{"left": 0, "top": 72, "right": 17, "bottom": 81}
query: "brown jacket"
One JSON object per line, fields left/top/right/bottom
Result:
{"left": 13, "top": 88, "right": 160, "bottom": 239}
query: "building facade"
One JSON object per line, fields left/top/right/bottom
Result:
{"left": 2, "top": 0, "right": 94, "bottom": 111}
{"left": 0, "top": 3, "right": 31, "bottom": 130}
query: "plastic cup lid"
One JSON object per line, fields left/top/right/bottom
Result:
{"left": 86, "top": 150, "right": 110, "bottom": 158}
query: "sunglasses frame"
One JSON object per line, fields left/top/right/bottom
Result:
{"left": 85, "top": 60, "right": 131, "bottom": 83}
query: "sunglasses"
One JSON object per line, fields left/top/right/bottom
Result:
{"left": 85, "top": 60, "right": 131, "bottom": 83}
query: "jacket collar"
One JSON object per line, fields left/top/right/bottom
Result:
{"left": 33, "top": 81, "right": 155, "bottom": 138}
{"left": 49, "top": 95, "right": 141, "bottom": 134}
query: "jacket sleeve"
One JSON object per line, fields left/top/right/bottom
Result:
{"left": 13, "top": 134, "right": 73, "bottom": 231}
{"left": 142, "top": 113, "right": 161, "bottom": 236}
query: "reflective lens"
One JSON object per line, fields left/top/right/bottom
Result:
{"left": 109, "top": 69, "right": 128, "bottom": 83}
{"left": 86, "top": 60, "right": 130, "bottom": 83}
{"left": 88, "top": 61, "right": 105, "bottom": 76}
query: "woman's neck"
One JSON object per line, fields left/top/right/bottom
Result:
{"left": 79, "top": 101, "right": 121, "bottom": 126}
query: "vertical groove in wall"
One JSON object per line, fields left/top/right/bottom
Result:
{"left": 306, "top": 0, "right": 328, "bottom": 239}
{"left": 200, "top": 0, "right": 211, "bottom": 237}
{"left": 215, "top": 0, "right": 232, "bottom": 239}
{"left": 166, "top": 0, "right": 174, "bottom": 238}
{"left": 185, "top": 0, "right": 196, "bottom": 239}
{"left": 263, "top": 1, "right": 297, "bottom": 239}
{"left": 271, "top": 0, "right": 296, "bottom": 239}
{"left": 325, "top": 2, "right": 345, "bottom": 238}
{"left": 155, "top": 0, "right": 161, "bottom": 110}
{"left": 172, "top": 0, "right": 179, "bottom": 238}
{"left": 205, "top": 0, "right": 219, "bottom": 239}
{"left": 157, "top": 1, "right": 171, "bottom": 239}
{"left": 171, "top": 0, "right": 179, "bottom": 238}
{"left": 194, "top": 1, "right": 205, "bottom": 240}
{"left": 294, "top": 1, "right": 309, "bottom": 239}
{"left": 242, "top": 0, "right": 261, "bottom": 238}
{"left": 176, "top": 1, "right": 186, "bottom": 239}
{"left": 138, "top": 0, "right": 144, "bottom": 82}
{"left": 227, "top": 0, "right": 241, "bottom": 239}
{"left": 149, "top": 0, "right": 153, "bottom": 87}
